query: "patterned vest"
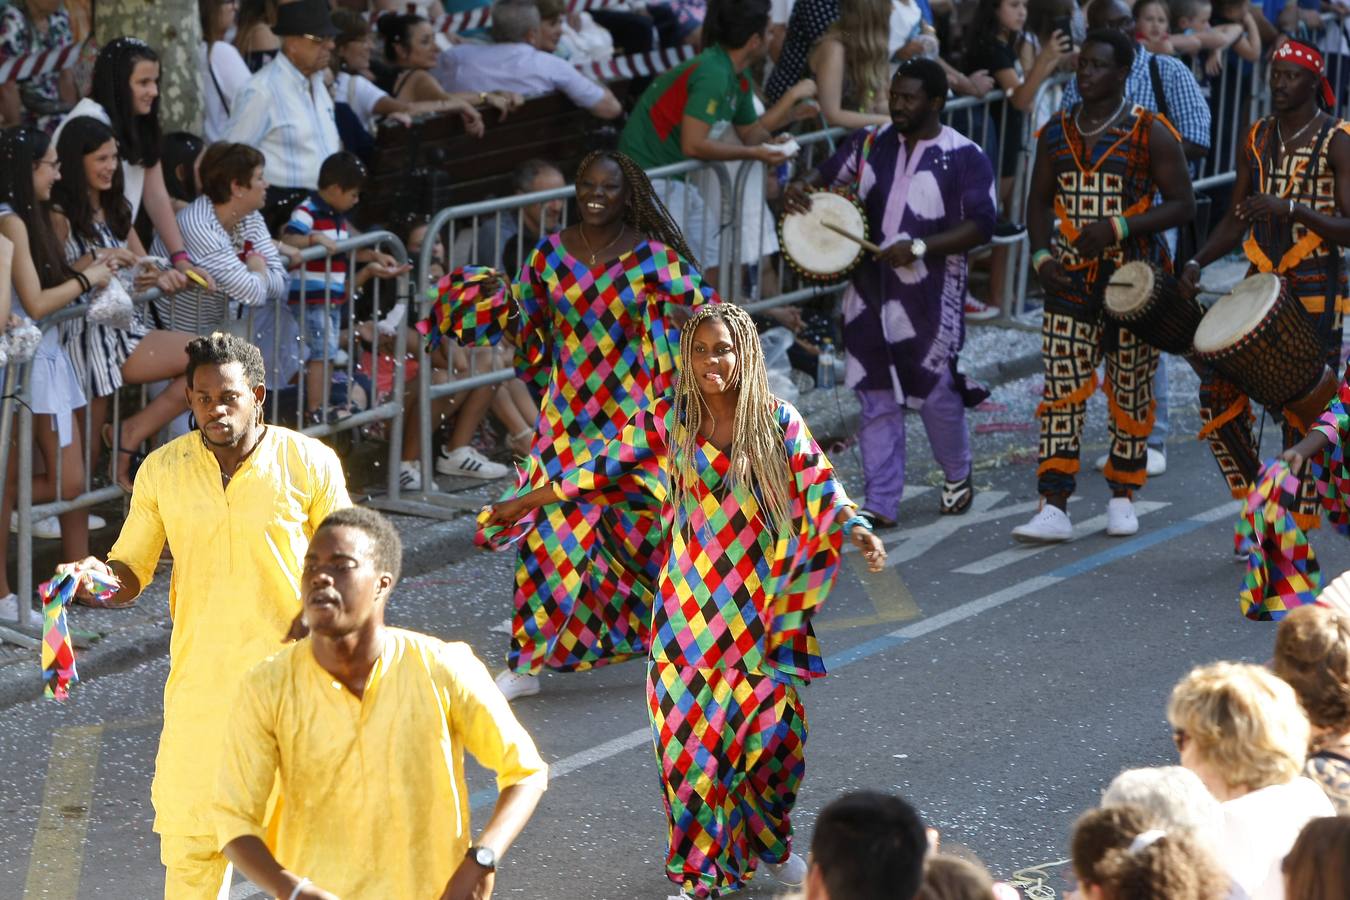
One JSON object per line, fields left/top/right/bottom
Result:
{"left": 1044, "top": 104, "right": 1172, "bottom": 286}
{"left": 1243, "top": 116, "right": 1350, "bottom": 318}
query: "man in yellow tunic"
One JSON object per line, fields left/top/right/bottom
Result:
{"left": 75, "top": 333, "right": 350, "bottom": 899}
{"left": 214, "top": 507, "right": 548, "bottom": 899}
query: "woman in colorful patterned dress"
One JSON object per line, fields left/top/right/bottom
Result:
{"left": 483, "top": 150, "right": 719, "bottom": 701}
{"left": 487, "top": 304, "right": 887, "bottom": 898}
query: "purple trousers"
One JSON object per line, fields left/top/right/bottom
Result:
{"left": 856, "top": 367, "right": 972, "bottom": 519}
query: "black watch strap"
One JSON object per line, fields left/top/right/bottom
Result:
{"left": 467, "top": 845, "right": 497, "bottom": 871}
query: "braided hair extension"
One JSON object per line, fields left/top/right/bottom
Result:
{"left": 574, "top": 150, "right": 702, "bottom": 271}
{"left": 670, "top": 303, "right": 792, "bottom": 536}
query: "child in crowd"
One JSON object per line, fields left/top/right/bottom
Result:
{"left": 280, "top": 150, "right": 406, "bottom": 425}
{"left": 1071, "top": 805, "right": 1230, "bottom": 900}
{"left": 1134, "top": 0, "right": 1250, "bottom": 73}
{"left": 1208, "top": 0, "right": 1261, "bottom": 68}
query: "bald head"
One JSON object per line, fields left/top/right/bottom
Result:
{"left": 1088, "top": 0, "right": 1133, "bottom": 32}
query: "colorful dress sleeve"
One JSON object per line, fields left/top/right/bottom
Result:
{"left": 554, "top": 400, "right": 671, "bottom": 510}
{"left": 512, "top": 248, "right": 553, "bottom": 395}
{"left": 761, "top": 401, "right": 851, "bottom": 683}
{"left": 643, "top": 244, "right": 719, "bottom": 399}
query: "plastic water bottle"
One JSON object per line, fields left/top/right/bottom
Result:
{"left": 817, "top": 339, "right": 836, "bottom": 390}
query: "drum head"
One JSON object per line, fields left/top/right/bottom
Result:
{"left": 781, "top": 192, "right": 866, "bottom": 278}
{"left": 1193, "top": 273, "right": 1282, "bottom": 354}
{"left": 1103, "top": 261, "right": 1157, "bottom": 316}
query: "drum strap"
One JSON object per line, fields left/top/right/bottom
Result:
{"left": 1197, "top": 394, "right": 1249, "bottom": 440}
{"left": 1053, "top": 195, "right": 1153, "bottom": 279}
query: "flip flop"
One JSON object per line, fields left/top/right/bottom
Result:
{"left": 939, "top": 472, "right": 974, "bottom": 516}
{"left": 101, "top": 423, "right": 143, "bottom": 493}
{"left": 74, "top": 591, "right": 137, "bottom": 609}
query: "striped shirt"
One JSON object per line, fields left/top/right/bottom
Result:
{"left": 283, "top": 194, "right": 348, "bottom": 303}
{"left": 150, "top": 196, "right": 288, "bottom": 334}
{"left": 224, "top": 52, "right": 341, "bottom": 191}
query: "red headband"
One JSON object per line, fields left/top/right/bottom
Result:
{"left": 1275, "top": 40, "right": 1336, "bottom": 108}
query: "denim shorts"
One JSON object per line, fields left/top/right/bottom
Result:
{"left": 291, "top": 304, "right": 342, "bottom": 360}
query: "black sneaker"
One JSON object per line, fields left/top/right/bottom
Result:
{"left": 991, "top": 221, "right": 1026, "bottom": 245}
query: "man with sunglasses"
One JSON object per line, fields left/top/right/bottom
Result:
{"left": 225, "top": 0, "right": 341, "bottom": 232}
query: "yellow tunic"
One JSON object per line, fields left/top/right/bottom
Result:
{"left": 213, "top": 629, "right": 549, "bottom": 899}
{"left": 109, "top": 426, "right": 350, "bottom": 835}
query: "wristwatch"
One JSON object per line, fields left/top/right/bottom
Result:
{"left": 467, "top": 845, "right": 497, "bottom": 871}
{"left": 910, "top": 237, "right": 927, "bottom": 259}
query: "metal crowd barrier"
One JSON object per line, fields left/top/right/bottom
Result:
{"left": 0, "top": 232, "right": 411, "bottom": 636}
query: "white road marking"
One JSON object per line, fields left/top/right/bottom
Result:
{"left": 952, "top": 501, "right": 1171, "bottom": 575}
{"left": 880, "top": 492, "right": 1081, "bottom": 568}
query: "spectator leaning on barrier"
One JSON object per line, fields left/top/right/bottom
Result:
{"left": 618, "top": 0, "right": 791, "bottom": 283}
{"left": 161, "top": 131, "right": 206, "bottom": 212}
{"left": 376, "top": 13, "right": 524, "bottom": 122}
{"left": 150, "top": 142, "right": 286, "bottom": 336}
{"left": 69, "top": 332, "right": 351, "bottom": 900}
{"left": 809, "top": 0, "right": 893, "bottom": 130}
{"left": 433, "top": 0, "right": 623, "bottom": 118}
{"left": 0, "top": 0, "right": 78, "bottom": 133}
{"left": 224, "top": 0, "right": 342, "bottom": 234}
{"left": 805, "top": 791, "right": 928, "bottom": 900}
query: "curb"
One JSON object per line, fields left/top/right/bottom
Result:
{"left": 0, "top": 341, "right": 1047, "bottom": 711}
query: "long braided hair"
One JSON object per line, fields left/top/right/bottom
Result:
{"left": 671, "top": 304, "right": 792, "bottom": 536}
{"left": 574, "top": 150, "right": 702, "bottom": 270}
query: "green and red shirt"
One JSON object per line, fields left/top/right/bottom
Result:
{"left": 619, "top": 46, "right": 759, "bottom": 169}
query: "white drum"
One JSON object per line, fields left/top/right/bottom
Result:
{"left": 779, "top": 191, "right": 868, "bottom": 283}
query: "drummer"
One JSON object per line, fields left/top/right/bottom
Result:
{"left": 1179, "top": 39, "right": 1350, "bottom": 533}
{"left": 782, "top": 58, "right": 996, "bottom": 527}
{"left": 1015, "top": 28, "right": 1194, "bottom": 544}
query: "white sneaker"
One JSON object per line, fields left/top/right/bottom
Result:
{"left": 0, "top": 592, "right": 16, "bottom": 619}
{"left": 398, "top": 460, "right": 429, "bottom": 492}
{"left": 89, "top": 514, "right": 107, "bottom": 530}
{"left": 9, "top": 512, "right": 62, "bottom": 540}
{"left": 1094, "top": 449, "right": 1166, "bottom": 477}
{"left": 1106, "top": 497, "right": 1139, "bottom": 536}
{"left": 1012, "top": 504, "right": 1073, "bottom": 543}
{"left": 764, "top": 852, "right": 808, "bottom": 887}
{"left": 436, "top": 445, "right": 510, "bottom": 480}
{"left": 1146, "top": 447, "right": 1167, "bottom": 476}
{"left": 494, "top": 669, "right": 540, "bottom": 701}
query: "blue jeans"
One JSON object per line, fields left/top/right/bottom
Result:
{"left": 291, "top": 304, "right": 342, "bottom": 360}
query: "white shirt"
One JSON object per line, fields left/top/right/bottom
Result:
{"left": 334, "top": 71, "right": 389, "bottom": 135}
{"left": 889, "top": 0, "right": 924, "bottom": 57}
{"left": 200, "top": 41, "right": 252, "bottom": 142}
{"left": 224, "top": 52, "right": 341, "bottom": 191}
{"left": 1217, "top": 777, "right": 1335, "bottom": 900}
{"left": 56, "top": 98, "right": 147, "bottom": 221}
{"left": 771, "top": 0, "right": 796, "bottom": 25}
{"left": 433, "top": 43, "right": 605, "bottom": 110}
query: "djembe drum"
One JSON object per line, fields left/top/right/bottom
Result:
{"left": 779, "top": 190, "right": 870, "bottom": 284}
{"left": 1193, "top": 273, "right": 1337, "bottom": 429}
{"left": 1103, "top": 261, "right": 1206, "bottom": 356}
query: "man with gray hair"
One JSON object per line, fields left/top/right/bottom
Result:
{"left": 433, "top": 0, "right": 622, "bottom": 118}
{"left": 458, "top": 158, "right": 567, "bottom": 273}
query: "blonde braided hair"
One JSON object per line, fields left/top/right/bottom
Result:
{"left": 670, "top": 304, "right": 793, "bottom": 536}
{"left": 574, "top": 150, "right": 702, "bottom": 270}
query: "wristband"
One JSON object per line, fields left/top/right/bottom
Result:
{"left": 1118, "top": 215, "right": 1130, "bottom": 239}
{"left": 1109, "top": 217, "right": 1123, "bottom": 242}
{"left": 843, "top": 514, "right": 871, "bottom": 536}
{"left": 73, "top": 271, "right": 91, "bottom": 293}
{"left": 287, "top": 878, "right": 311, "bottom": 900}
{"left": 170, "top": 250, "right": 191, "bottom": 266}
{"left": 1032, "top": 249, "right": 1052, "bottom": 272}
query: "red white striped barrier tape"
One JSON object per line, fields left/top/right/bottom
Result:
{"left": 0, "top": 38, "right": 88, "bottom": 85}
{"left": 575, "top": 45, "right": 694, "bottom": 81}
{"left": 432, "top": 0, "right": 632, "bottom": 34}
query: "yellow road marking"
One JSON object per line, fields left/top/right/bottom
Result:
{"left": 24, "top": 724, "right": 104, "bottom": 899}
{"left": 819, "top": 551, "right": 922, "bottom": 632}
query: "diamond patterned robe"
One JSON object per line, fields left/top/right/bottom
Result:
{"left": 554, "top": 396, "right": 852, "bottom": 898}
{"left": 485, "top": 236, "right": 716, "bottom": 673}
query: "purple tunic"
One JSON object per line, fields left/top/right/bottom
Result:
{"left": 816, "top": 124, "right": 996, "bottom": 407}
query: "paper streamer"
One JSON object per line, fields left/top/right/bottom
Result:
{"left": 38, "top": 563, "right": 120, "bottom": 700}
{"left": 0, "top": 38, "right": 88, "bottom": 85}
{"left": 416, "top": 266, "right": 512, "bottom": 349}
{"left": 575, "top": 46, "right": 697, "bottom": 82}
{"left": 429, "top": 0, "right": 630, "bottom": 35}
{"left": 1237, "top": 461, "right": 1322, "bottom": 621}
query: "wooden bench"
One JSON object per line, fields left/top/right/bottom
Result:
{"left": 357, "top": 81, "right": 638, "bottom": 231}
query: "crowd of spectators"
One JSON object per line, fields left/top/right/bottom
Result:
{"left": 0, "top": 0, "right": 1335, "bottom": 558}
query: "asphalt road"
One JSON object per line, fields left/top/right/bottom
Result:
{"left": 2, "top": 362, "right": 1347, "bottom": 900}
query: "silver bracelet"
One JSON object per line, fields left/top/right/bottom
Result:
{"left": 286, "top": 878, "right": 311, "bottom": 900}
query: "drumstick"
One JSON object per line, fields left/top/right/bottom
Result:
{"left": 821, "top": 221, "right": 883, "bottom": 254}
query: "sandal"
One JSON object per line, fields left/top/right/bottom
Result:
{"left": 101, "top": 423, "right": 144, "bottom": 493}
{"left": 74, "top": 591, "right": 137, "bottom": 609}
{"left": 856, "top": 508, "right": 898, "bottom": 530}
{"left": 507, "top": 428, "right": 534, "bottom": 457}
{"left": 939, "top": 471, "right": 974, "bottom": 516}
